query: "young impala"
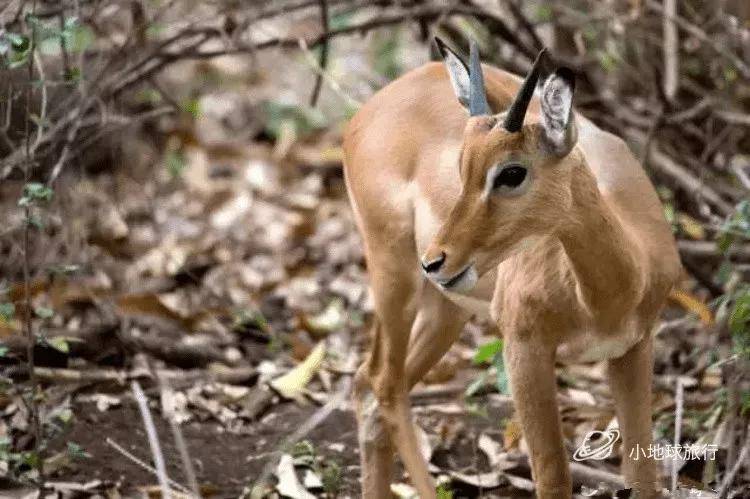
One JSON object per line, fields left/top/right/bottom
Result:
{"left": 343, "top": 38, "right": 681, "bottom": 498}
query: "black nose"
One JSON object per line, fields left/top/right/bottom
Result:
{"left": 421, "top": 252, "right": 446, "bottom": 273}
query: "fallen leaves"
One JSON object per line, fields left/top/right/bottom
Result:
{"left": 270, "top": 342, "right": 326, "bottom": 401}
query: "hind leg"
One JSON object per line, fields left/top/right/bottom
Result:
{"left": 406, "top": 282, "right": 470, "bottom": 388}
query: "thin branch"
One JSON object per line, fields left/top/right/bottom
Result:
{"left": 672, "top": 377, "right": 684, "bottom": 491}
{"left": 132, "top": 381, "right": 172, "bottom": 499}
{"left": 309, "top": 0, "right": 329, "bottom": 107}
{"left": 105, "top": 438, "right": 190, "bottom": 494}
{"left": 32, "top": 51, "right": 47, "bottom": 148}
{"left": 662, "top": 0, "right": 679, "bottom": 100}
{"left": 298, "top": 38, "right": 361, "bottom": 109}
{"left": 718, "top": 426, "right": 750, "bottom": 498}
{"left": 169, "top": 4, "right": 539, "bottom": 62}
{"left": 47, "top": 102, "right": 84, "bottom": 185}
{"left": 626, "top": 129, "right": 734, "bottom": 217}
{"left": 22, "top": 4, "right": 44, "bottom": 493}
{"left": 157, "top": 373, "right": 201, "bottom": 499}
{"left": 501, "top": 0, "right": 544, "bottom": 51}
{"left": 646, "top": 0, "right": 750, "bottom": 79}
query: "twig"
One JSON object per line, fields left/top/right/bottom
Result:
{"left": 646, "top": 0, "right": 750, "bottom": 79}
{"left": 639, "top": 107, "right": 664, "bottom": 165}
{"left": 677, "top": 240, "right": 750, "bottom": 261}
{"left": 309, "top": 0, "right": 329, "bottom": 107}
{"left": 297, "top": 38, "right": 362, "bottom": 110}
{"left": 501, "top": 0, "right": 544, "bottom": 51}
{"left": 509, "top": 453, "right": 626, "bottom": 491}
{"left": 672, "top": 377, "right": 684, "bottom": 491}
{"left": 157, "top": 374, "right": 201, "bottom": 499}
{"left": 32, "top": 51, "right": 47, "bottom": 149}
{"left": 718, "top": 426, "right": 750, "bottom": 498}
{"left": 27, "top": 366, "right": 129, "bottom": 383}
{"left": 22, "top": 4, "right": 44, "bottom": 493}
{"left": 105, "top": 437, "right": 190, "bottom": 494}
{"left": 626, "top": 129, "right": 734, "bottom": 217}
{"left": 132, "top": 380, "right": 171, "bottom": 499}
{"left": 665, "top": 96, "right": 713, "bottom": 123}
{"left": 662, "top": 0, "right": 679, "bottom": 101}
{"left": 716, "top": 110, "right": 750, "bottom": 127}
{"left": 170, "top": 4, "right": 539, "bottom": 62}
{"left": 47, "top": 103, "right": 84, "bottom": 185}
{"left": 8, "top": 365, "right": 257, "bottom": 386}
{"left": 730, "top": 158, "right": 750, "bottom": 191}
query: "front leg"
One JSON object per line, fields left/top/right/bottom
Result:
{"left": 504, "top": 335, "right": 572, "bottom": 499}
{"left": 356, "top": 246, "right": 436, "bottom": 498}
{"left": 608, "top": 333, "right": 661, "bottom": 498}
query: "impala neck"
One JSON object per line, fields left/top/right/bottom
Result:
{"left": 556, "top": 162, "right": 645, "bottom": 327}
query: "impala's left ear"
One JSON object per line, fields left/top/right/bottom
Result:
{"left": 539, "top": 67, "right": 577, "bottom": 157}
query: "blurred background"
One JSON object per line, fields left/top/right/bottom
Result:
{"left": 0, "top": 0, "right": 748, "bottom": 497}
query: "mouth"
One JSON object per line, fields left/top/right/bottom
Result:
{"left": 435, "top": 264, "right": 478, "bottom": 292}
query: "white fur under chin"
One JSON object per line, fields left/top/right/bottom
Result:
{"left": 442, "top": 265, "right": 478, "bottom": 294}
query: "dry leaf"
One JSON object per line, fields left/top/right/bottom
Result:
{"left": 301, "top": 299, "right": 346, "bottom": 337}
{"left": 269, "top": 342, "right": 326, "bottom": 400}
{"left": 503, "top": 419, "right": 523, "bottom": 451}
{"left": 449, "top": 470, "right": 505, "bottom": 488}
{"left": 276, "top": 454, "right": 316, "bottom": 499}
{"left": 669, "top": 289, "right": 713, "bottom": 325}
{"left": 390, "top": 483, "right": 418, "bottom": 498}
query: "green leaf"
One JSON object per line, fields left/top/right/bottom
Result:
{"left": 233, "top": 309, "right": 268, "bottom": 332}
{"left": 0, "top": 302, "right": 14, "bottom": 322}
{"left": 47, "top": 264, "right": 80, "bottom": 276}
{"left": 262, "top": 101, "right": 327, "bottom": 139}
{"left": 46, "top": 336, "right": 69, "bottom": 353}
{"left": 534, "top": 4, "right": 553, "bottom": 22}
{"left": 493, "top": 351, "right": 510, "bottom": 395}
{"left": 372, "top": 31, "right": 402, "bottom": 80}
{"left": 465, "top": 371, "right": 489, "bottom": 398}
{"left": 34, "top": 306, "right": 54, "bottom": 319}
{"left": 320, "top": 460, "right": 343, "bottom": 496}
{"left": 7, "top": 33, "right": 30, "bottom": 52}
{"left": 729, "top": 291, "right": 750, "bottom": 336}
{"left": 437, "top": 485, "right": 454, "bottom": 499}
{"left": 0, "top": 345, "right": 8, "bottom": 357}
{"left": 56, "top": 407, "right": 74, "bottom": 424}
{"left": 67, "top": 441, "right": 91, "bottom": 459}
{"left": 181, "top": 98, "right": 201, "bottom": 118}
{"left": 19, "top": 182, "right": 53, "bottom": 206}
{"left": 165, "top": 150, "right": 186, "bottom": 178}
{"left": 473, "top": 339, "right": 503, "bottom": 365}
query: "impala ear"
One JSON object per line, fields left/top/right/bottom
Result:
{"left": 540, "top": 67, "right": 577, "bottom": 157}
{"left": 435, "top": 37, "right": 470, "bottom": 109}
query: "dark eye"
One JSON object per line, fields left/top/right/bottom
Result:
{"left": 493, "top": 165, "right": 527, "bottom": 189}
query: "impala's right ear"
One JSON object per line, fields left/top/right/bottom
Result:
{"left": 435, "top": 37, "right": 470, "bottom": 109}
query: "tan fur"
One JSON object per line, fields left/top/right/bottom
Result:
{"left": 343, "top": 60, "right": 681, "bottom": 498}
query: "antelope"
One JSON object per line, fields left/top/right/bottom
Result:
{"left": 342, "top": 37, "right": 681, "bottom": 499}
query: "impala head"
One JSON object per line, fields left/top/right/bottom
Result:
{"left": 422, "top": 39, "right": 579, "bottom": 293}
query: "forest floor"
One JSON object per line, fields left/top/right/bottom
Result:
{"left": 0, "top": 38, "right": 735, "bottom": 499}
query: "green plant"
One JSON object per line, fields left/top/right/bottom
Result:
{"left": 716, "top": 201, "right": 750, "bottom": 360}
{"left": 469, "top": 339, "right": 510, "bottom": 396}
{"left": 320, "top": 460, "right": 343, "bottom": 497}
